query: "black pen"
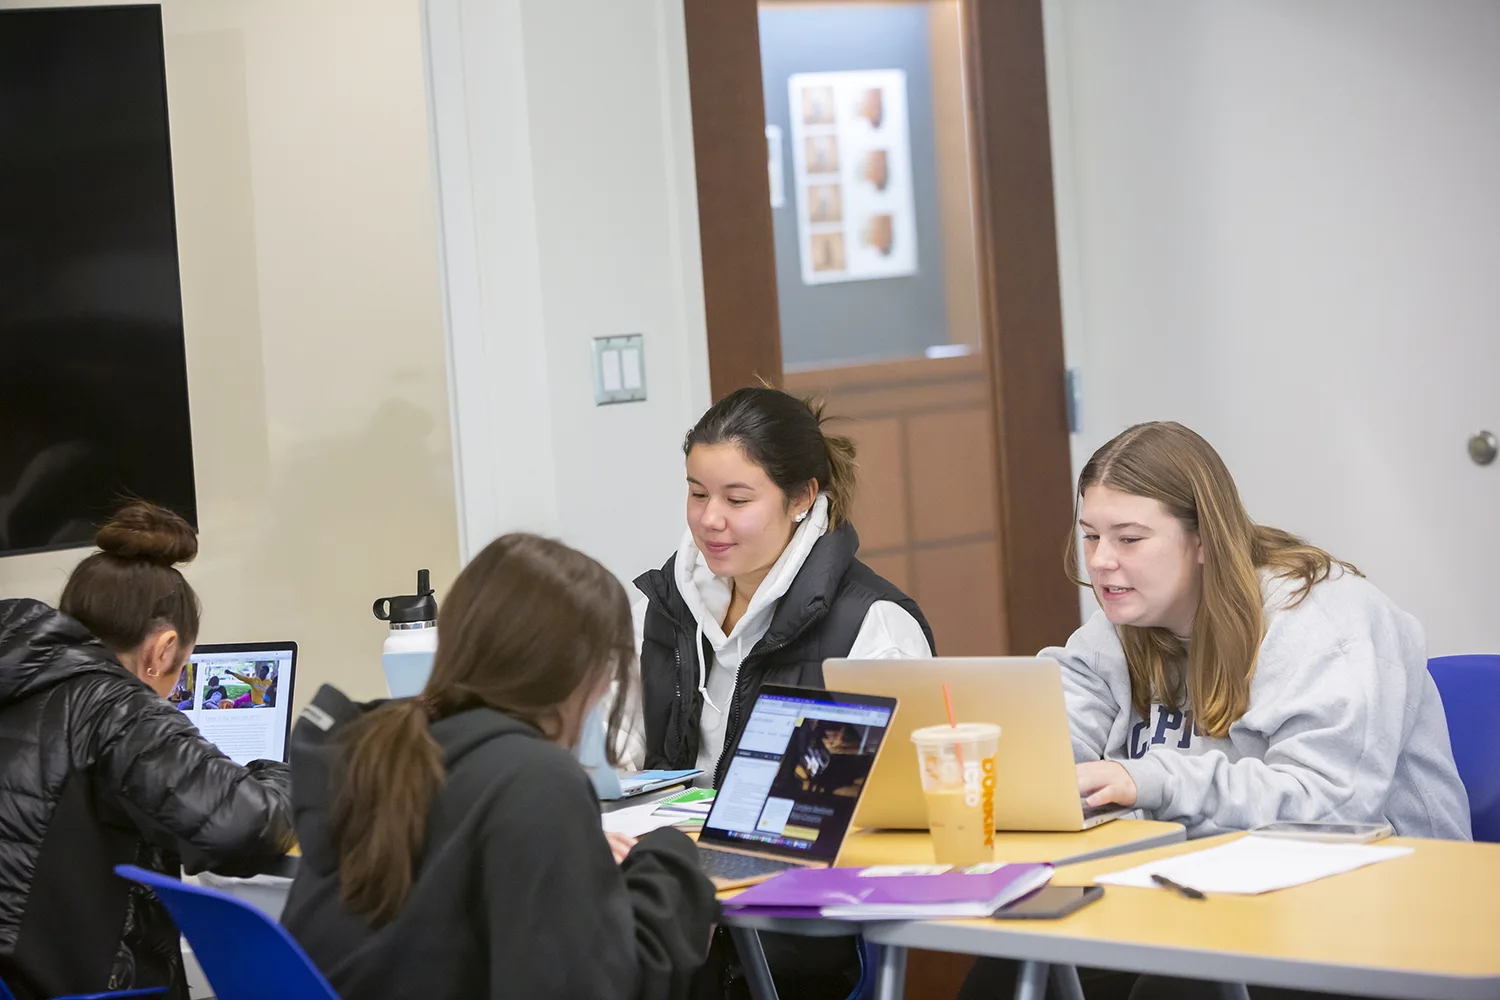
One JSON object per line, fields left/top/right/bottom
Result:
{"left": 1151, "top": 873, "right": 1206, "bottom": 900}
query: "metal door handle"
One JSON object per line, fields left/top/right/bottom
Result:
{"left": 1470, "top": 431, "right": 1497, "bottom": 466}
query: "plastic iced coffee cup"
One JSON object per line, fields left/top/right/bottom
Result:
{"left": 911, "top": 722, "right": 1001, "bottom": 866}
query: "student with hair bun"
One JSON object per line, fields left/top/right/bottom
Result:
{"left": 627, "top": 386, "right": 935, "bottom": 1000}
{"left": 0, "top": 502, "right": 293, "bottom": 1000}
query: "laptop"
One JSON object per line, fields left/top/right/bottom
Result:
{"left": 695, "top": 684, "right": 898, "bottom": 890}
{"left": 575, "top": 700, "right": 703, "bottom": 800}
{"left": 822, "top": 657, "right": 1129, "bottom": 833}
{"left": 174, "top": 642, "right": 298, "bottom": 765}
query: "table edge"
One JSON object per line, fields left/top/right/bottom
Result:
{"left": 861, "top": 919, "right": 1500, "bottom": 1000}
{"left": 1045, "top": 825, "right": 1185, "bottom": 866}
{"left": 718, "top": 823, "right": 1187, "bottom": 936}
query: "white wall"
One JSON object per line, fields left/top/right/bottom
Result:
{"left": 1047, "top": 0, "right": 1500, "bottom": 653}
{"left": 426, "top": 0, "right": 712, "bottom": 580}
{"left": 0, "top": 0, "right": 462, "bottom": 706}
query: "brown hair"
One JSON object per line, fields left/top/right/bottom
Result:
{"left": 1069, "top": 422, "right": 1360, "bottom": 737}
{"left": 684, "top": 385, "right": 858, "bottom": 528}
{"left": 58, "top": 501, "right": 201, "bottom": 652}
{"left": 331, "top": 533, "right": 634, "bottom": 926}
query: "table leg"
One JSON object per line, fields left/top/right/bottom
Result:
{"left": 1051, "top": 964, "right": 1086, "bottom": 1000}
{"left": 872, "top": 944, "right": 908, "bottom": 1000}
{"left": 1015, "top": 960, "right": 1050, "bottom": 1000}
{"left": 728, "top": 926, "right": 780, "bottom": 1000}
{"left": 1216, "top": 985, "right": 1251, "bottom": 1000}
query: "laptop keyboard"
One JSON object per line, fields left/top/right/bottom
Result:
{"left": 1081, "top": 801, "right": 1125, "bottom": 822}
{"left": 698, "top": 848, "right": 801, "bottom": 882}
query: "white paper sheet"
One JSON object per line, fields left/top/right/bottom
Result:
{"left": 1095, "top": 835, "right": 1413, "bottom": 895}
{"left": 602, "top": 801, "right": 685, "bottom": 837}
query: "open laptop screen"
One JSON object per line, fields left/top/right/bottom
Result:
{"left": 700, "top": 686, "right": 895, "bottom": 863}
{"left": 174, "top": 642, "right": 297, "bottom": 764}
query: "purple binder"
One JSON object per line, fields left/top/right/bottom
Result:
{"left": 722, "top": 863, "right": 1054, "bottom": 920}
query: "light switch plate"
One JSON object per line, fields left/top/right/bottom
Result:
{"left": 593, "top": 334, "right": 647, "bottom": 405}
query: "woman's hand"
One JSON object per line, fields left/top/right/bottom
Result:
{"left": 1077, "top": 760, "right": 1138, "bottom": 808}
{"left": 604, "top": 830, "right": 638, "bottom": 864}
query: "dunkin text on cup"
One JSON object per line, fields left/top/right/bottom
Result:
{"left": 962, "top": 755, "right": 996, "bottom": 849}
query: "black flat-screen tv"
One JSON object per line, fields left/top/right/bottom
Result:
{"left": 0, "top": 4, "right": 195, "bottom": 557}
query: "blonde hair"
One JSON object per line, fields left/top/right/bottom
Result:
{"left": 1069, "top": 422, "right": 1360, "bottom": 737}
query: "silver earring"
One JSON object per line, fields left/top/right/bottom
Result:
{"left": 795, "top": 510, "right": 808, "bottom": 523}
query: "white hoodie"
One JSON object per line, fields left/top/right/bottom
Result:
{"left": 622, "top": 494, "right": 930, "bottom": 776}
{"left": 1054, "top": 567, "right": 1471, "bottom": 840}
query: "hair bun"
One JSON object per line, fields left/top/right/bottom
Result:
{"left": 95, "top": 501, "right": 199, "bottom": 566}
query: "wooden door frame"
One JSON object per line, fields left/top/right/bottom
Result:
{"left": 682, "top": 0, "right": 1078, "bottom": 654}
{"left": 961, "top": 0, "right": 1077, "bottom": 655}
{"left": 683, "top": 0, "right": 784, "bottom": 397}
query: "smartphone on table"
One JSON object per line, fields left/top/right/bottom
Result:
{"left": 1251, "top": 821, "right": 1392, "bottom": 844}
{"left": 991, "top": 885, "right": 1103, "bottom": 920}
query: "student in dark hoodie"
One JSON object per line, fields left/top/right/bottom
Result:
{"left": 281, "top": 532, "right": 718, "bottom": 1000}
{"left": 0, "top": 502, "right": 293, "bottom": 1000}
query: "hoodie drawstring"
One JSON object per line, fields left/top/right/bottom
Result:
{"left": 695, "top": 622, "right": 722, "bottom": 716}
{"left": 697, "top": 629, "right": 749, "bottom": 719}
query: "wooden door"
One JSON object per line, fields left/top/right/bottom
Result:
{"left": 684, "top": 9, "right": 1077, "bottom": 994}
{"left": 683, "top": 0, "right": 1076, "bottom": 664}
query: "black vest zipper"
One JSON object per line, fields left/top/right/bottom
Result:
{"left": 710, "top": 609, "right": 829, "bottom": 788}
{"left": 665, "top": 644, "right": 683, "bottom": 762}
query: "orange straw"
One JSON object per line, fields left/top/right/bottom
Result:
{"left": 942, "top": 682, "right": 965, "bottom": 766}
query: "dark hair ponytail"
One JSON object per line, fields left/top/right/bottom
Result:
{"left": 328, "top": 699, "right": 444, "bottom": 925}
{"left": 330, "top": 534, "right": 634, "bottom": 927}
{"left": 59, "top": 501, "right": 201, "bottom": 652}
{"left": 685, "top": 386, "right": 859, "bottom": 527}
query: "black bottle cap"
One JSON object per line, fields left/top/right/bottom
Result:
{"left": 373, "top": 569, "right": 438, "bottom": 625}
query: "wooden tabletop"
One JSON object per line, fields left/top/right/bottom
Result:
{"left": 718, "top": 820, "right": 1184, "bottom": 931}
{"left": 837, "top": 819, "right": 1186, "bottom": 868}
{"left": 864, "top": 834, "right": 1500, "bottom": 1000}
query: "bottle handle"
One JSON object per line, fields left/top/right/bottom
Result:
{"left": 373, "top": 598, "right": 393, "bottom": 621}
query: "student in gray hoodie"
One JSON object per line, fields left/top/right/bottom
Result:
{"left": 959, "top": 422, "right": 1470, "bottom": 1000}
{"left": 1062, "top": 421, "right": 1470, "bottom": 841}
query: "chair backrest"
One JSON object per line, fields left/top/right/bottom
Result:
{"left": 1428, "top": 655, "right": 1500, "bottom": 843}
{"left": 114, "top": 866, "right": 339, "bottom": 1000}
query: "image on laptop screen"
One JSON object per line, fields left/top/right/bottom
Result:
{"left": 701, "top": 687, "right": 894, "bottom": 862}
{"left": 173, "top": 642, "right": 297, "bottom": 764}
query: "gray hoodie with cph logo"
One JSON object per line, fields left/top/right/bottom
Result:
{"left": 1051, "top": 568, "right": 1472, "bottom": 840}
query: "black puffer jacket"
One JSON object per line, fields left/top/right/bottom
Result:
{"left": 0, "top": 599, "right": 295, "bottom": 1000}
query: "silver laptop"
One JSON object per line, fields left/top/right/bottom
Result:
{"left": 179, "top": 642, "right": 297, "bottom": 764}
{"left": 823, "top": 657, "right": 1128, "bottom": 833}
{"left": 695, "top": 684, "right": 898, "bottom": 889}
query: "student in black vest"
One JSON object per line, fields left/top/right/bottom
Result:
{"left": 627, "top": 386, "right": 934, "bottom": 780}
{"left": 625, "top": 387, "right": 934, "bottom": 1000}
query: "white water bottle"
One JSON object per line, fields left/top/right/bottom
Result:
{"left": 374, "top": 569, "right": 438, "bottom": 697}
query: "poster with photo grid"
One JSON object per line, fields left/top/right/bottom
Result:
{"left": 788, "top": 69, "right": 919, "bottom": 285}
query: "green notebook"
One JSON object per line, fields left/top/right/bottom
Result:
{"left": 653, "top": 787, "right": 715, "bottom": 827}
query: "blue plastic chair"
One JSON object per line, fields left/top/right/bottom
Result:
{"left": 0, "top": 976, "right": 162, "bottom": 999}
{"left": 1428, "top": 654, "right": 1500, "bottom": 842}
{"left": 114, "top": 866, "right": 338, "bottom": 1000}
